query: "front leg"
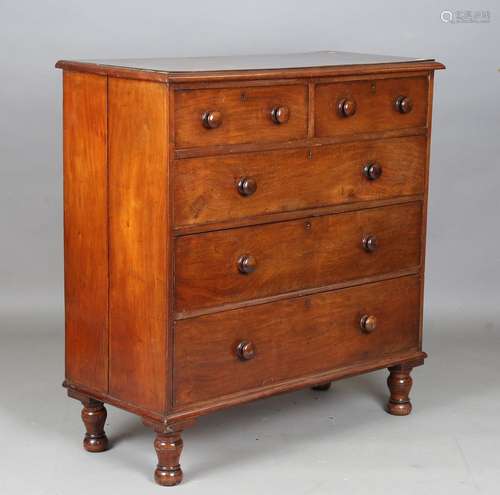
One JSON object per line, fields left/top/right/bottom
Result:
{"left": 154, "top": 430, "right": 184, "bottom": 486}
{"left": 81, "top": 398, "right": 109, "bottom": 452}
{"left": 144, "top": 418, "right": 195, "bottom": 486}
{"left": 386, "top": 365, "right": 413, "bottom": 416}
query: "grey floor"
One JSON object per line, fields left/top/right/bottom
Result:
{"left": 1, "top": 305, "right": 499, "bottom": 495}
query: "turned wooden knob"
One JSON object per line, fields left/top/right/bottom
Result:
{"left": 202, "top": 110, "right": 223, "bottom": 129}
{"left": 237, "top": 254, "right": 256, "bottom": 274}
{"left": 271, "top": 106, "right": 290, "bottom": 124}
{"left": 362, "top": 234, "right": 378, "bottom": 253}
{"left": 337, "top": 98, "right": 357, "bottom": 117}
{"left": 237, "top": 177, "right": 257, "bottom": 197}
{"left": 236, "top": 341, "right": 255, "bottom": 360}
{"left": 395, "top": 96, "right": 413, "bottom": 114}
{"left": 360, "top": 315, "right": 377, "bottom": 333}
{"left": 363, "top": 162, "right": 382, "bottom": 180}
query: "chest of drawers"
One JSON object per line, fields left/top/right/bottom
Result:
{"left": 56, "top": 51, "right": 444, "bottom": 486}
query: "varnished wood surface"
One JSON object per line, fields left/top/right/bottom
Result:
{"left": 174, "top": 276, "right": 420, "bottom": 407}
{"left": 58, "top": 55, "right": 442, "bottom": 485}
{"left": 174, "top": 85, "right": 308, "bottom": 148}
{"left": 56, "top": 52, "right": 445, "bottom": 82}
{"left": 108, "top": 78, "right": 169, "bottom": 414}
{"left": 63, "top": 72, "right": 108, "bottom": 392}
{"left": 315, "top": 76, "right": 428, "bottom": 136}
{"left": 174, "top": 136, "right": 426, "bottom": 227}
{"left": 65, "top": 348, "right": 426, "bottom": 423}
{"left": 175, "top": 202, "right": 422, "bottom": 314}
{"left": 386, "top": 365, "right": 414, "bottom": 415}
{"left": 81, "top": 400, "right": 109, "bottom": 452}
{"left": 173, "top": 126, "right": 428, "bottom": 160}
{"left": 69, "top": 51, "right": 432, "bottom": 72}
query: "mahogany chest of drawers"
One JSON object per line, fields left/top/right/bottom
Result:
{"left": 56, "top": 51, "right": 444, "bottom": 486}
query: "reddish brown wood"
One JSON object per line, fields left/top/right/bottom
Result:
{"left": 315, "top": 77, "right": 428, "bottom": 137}
{"left": 107, "top": 78, "right": 170, "bottom": 414}
{"left": 58, "top": 53, "right": 442, "bottom": 486}
{"left": 80, "top": 398, "right": 109, "bottom": 452}
{"left": 143, "top": 419, "right": 195, "bottom": 486}
{"left": 154, "top": 432, "right": 183, "bottom": 486}
{"left": 63, "top": 71, "right": 108, "bottom": 392}
{"left": 169, "top": 350, "right": 427, "bottom": 421}
{"left": 174, "top": 126, "right": 428, "bottom": 160}
{"left": 175, "top": 202, "right": 422, "bottom": 313}
{"left": 174, "top": 276, "right": 420, "bottom": 407}
{"left": 174, "top": 136, "right": 426, "bottom": 228}
{"left": 55, "top": 53, "right": 445, "bottom": 83}
{"left": 174, "top": 195, "right": 423, "bottom": 237}
{"left": 174, "top": 84, "right": 308, "bottom": 147}
{"left": 386, "top": 365, "right": 414, "bottom": 415}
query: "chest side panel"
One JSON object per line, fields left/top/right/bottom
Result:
{"left": 108, "top": 78, "right": 169, "bottom": 415}
{"left": 63, "top": 71, "right": 109, "bottom": 392}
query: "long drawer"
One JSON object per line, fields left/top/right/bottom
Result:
{"left": 174, "top": 275, "right": 421, "bottom": 408}
{"left": 174, "top": 202, "right": 422, "bottom": 315}
{"left": 174, "top": 136, "right": 426, "bottom": 228}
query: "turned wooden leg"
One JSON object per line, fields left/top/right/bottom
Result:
{"left": 386, "top": 365, "right": 413, "bottom": 416}
{"left": 154, "top": 431, "right": 184, "bottom": 486}
{"left": 144, "top": 418, "right": 195, "bottom": 486}
{"left": 81, "top": 399, "right": 109, "bottom": 452}
{"left": 311, "top": 382, "right": 331, "bottom": 391}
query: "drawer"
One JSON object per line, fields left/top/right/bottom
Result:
{"left": 174, "top": 275, "right": 420, "bottom": 407}
{"left": 315, "top": 77, "right": 428, "bottom": 137}
{"left": 174, "top": 85, "right": 308, "bottom": 148}
{"left": 174, "top": 136, "right": 426, "bottom": 227}
{"left": 175, "top": 202, "right": 422, "bottom": 314}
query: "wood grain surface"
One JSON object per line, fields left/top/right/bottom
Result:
{"left": 315, "top": 76, "right": 428, "bottom": 136}
{"left": 175, "top": 202, "right": 422, "bottom": 314}
{"left": 174, "top": 136, "right": 426, "bottom": 227}
{"left": 174, "top": 84, "right": 308, "bottom": 147}
{"left": 63, "top": 71, "right": 109, "bottom": 392}
{"left": 108, "top": 78, "right": 169, "bottom": 414}
{"left": 174, "top": 275, "right": 420, "bottom": 407}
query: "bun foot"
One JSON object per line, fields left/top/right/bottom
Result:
{"left": 81, "top": 399, "right": 109, "bottom": 452}
{"left": 386, "top": 365, "right": 413, "bottom": 416}
{"left": 311, "top": 382, "right": 331, "bottom": 391}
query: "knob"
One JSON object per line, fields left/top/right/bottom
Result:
{"left": 360, "top": 315, "right": 377, "bottom": 333}
{"left": 236, "top": 341, "right": 255, "bottom": 361}
{"left": 362, "top": 235, "right": 378, "bottom": 253}
{"left": 271, "top": 106, "right": 290, "bottom": 124}
{"left": 237, "top": 177, "right": 257, "bottom": 197}
{"left": 363, "top": 162, "right": 383, "bottom": 181}
{"left": 395, "top": 96, "right": 413, "bottom": 114}
{"left": 337, "top": 98, "right": 357, "bottom": 117}
{"left": 202, "top": 110, "right": 223, "bottom": 129}
{"left": 237, "top": 255, "right": 257, "bottom": 274}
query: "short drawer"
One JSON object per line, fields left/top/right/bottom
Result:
{"left": 175, "top": 202, "right": 422, "bottom": 314}
{"left": 315, "top": 77, "right": 428, "bottom": 137}
{"left": 174, "top": 136, "right": 426, "bottom": 227}
{"left": 174, "top": 84, "right": 308, "bottom": 148}
{"left": 174, "top": 275, "right": 420, "bottom": 407}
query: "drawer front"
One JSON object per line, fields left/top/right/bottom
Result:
{"left": 175, "top": 202, "right": 421, "bottom": 314}
{"left": 315, "top": 77, "right": 428, "bottom": 137}
{"left": 174, "top": 275, "right": 420, "bottom": 407}
{"left": 174, "top": 136, "right": 426, "bottom": 227}
{"left": 174, "top": 85, "right": 308, "bottom": 148}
